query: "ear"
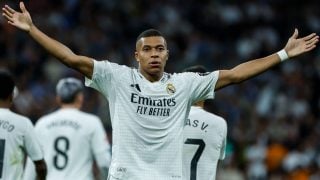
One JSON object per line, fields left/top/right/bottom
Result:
{"left": 135, "top": 51, "right": 140, "bottom": 62}
{"left": 76, "top": 93, "right": 84, "bottom": 108}
{"left": 166, "top": 50, "right": 169, "bottom": 61}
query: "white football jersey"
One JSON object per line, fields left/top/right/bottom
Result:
{"left": 0, "top": 108, "right": 43, "bottom": 180}
{"left": 183, "top": 106, "right": 227, "bottom": 180}
{"left": 23, "top": 108, "right": 111, "bottom": 180}
{"left": 85, "top": 60, "right": 219, "bottom": 180}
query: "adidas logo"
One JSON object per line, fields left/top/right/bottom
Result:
{"left": 130, "top": 84, "right": 141, "bottom": 92}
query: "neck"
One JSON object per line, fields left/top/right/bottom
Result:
{"left": 60, "top": 103, "right": 80, "bottom": 109}
{"left": 194, "top": 101, "right": 204, "bottom": 108}
{"left": 0, "top": 101, "right": 11, "bottom": 109}
{"left": 139, "top": 69, "right": 163, "bottom": 82}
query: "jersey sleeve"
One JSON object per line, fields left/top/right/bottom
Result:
{"left": 23, "top": 119, "right": 44, "bottom": 161}
{"left": 91, "top": 118, "right": 111, "bottom": 168}
{"left": 85, "top": 60, "right": 127, "bottom": 99}
{"left": 186, "top": 71, "right": 219, "bottom": 104}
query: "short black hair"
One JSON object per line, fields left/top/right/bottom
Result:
{"left": 136, "top": 29, "right": 164, "bottom": 42}
{"left": 56, "top": 77, "right": 83, "bottom": 103}
{"left": 0, "top": 69, "right": 15, "bottom": 100}
{"left": 183, "top": 65, "right": 208, "bottom": 73}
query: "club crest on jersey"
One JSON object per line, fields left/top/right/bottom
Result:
{"left": 166, "top": 83, "right": 176, "bottom": 95}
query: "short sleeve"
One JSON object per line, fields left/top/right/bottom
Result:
{"left": 23, "top": 119, "right": 44, "bottom": 161}
{"left": 91, "top": 118, "right": 111, "bottom": 168}
{"left": 85, "top": 60, "right": 129, "bottom": 99}
{"left": 187, "top": 71, "right": 219, "bottom": 103}
{"left": 85, "top": 60, "right": 113, "bottom": 98}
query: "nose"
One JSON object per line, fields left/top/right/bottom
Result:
{"left": 151, "top": 49, "right": 159, "bottom": 58}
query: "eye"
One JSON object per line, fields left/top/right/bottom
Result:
{"left": 143, "top": 47, "right": 150, "bottom": 51}
{"left": 157, "top": 47, "right": 165, "bottom": 51}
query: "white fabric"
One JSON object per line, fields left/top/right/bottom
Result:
{"left": 85, "top": 60, "right": 219, "bottom": 180}
{"left": 183, "top": 106, "right": 227, "bottom": 180}
{"left": 22, "top": 108, "right": 111, "bottom": 180}
{"left": 0, "top": 108, "right": 43, "bottom": 180}
{"left": 277, "top": 49, "right": 289, "bottom": 61}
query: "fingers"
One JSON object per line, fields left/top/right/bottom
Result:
{"left": 291, "top": 28, "right": 299, "bottom": 39}
{"left": 305, "top": 44, "right": 317, "bottom": 52}
{"left": 305, "top": 37, "right": 319, "bottom": 49}
{"left": 305, "top": 35, "right": 319, "bottom": 45}
{"left": 2, "top": 11, "right": 13, "bottom": 22}
{"left": 303, "top": 33, "right": 318, "bottom": 41}
{"left": 2, "top": 6, "right": 14, "bottom": 20}
{"left": 4, "top": 5, "right": 16, "bottom": 14}
{"left": 303, "top": 35, "right": 319, "bottom": 51}
{"left": 20, "top": 2, "right": 27, "bottom": 13}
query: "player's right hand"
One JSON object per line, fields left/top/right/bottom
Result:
{"left": 2, "top": 2, "right": 33, "bottom": 32}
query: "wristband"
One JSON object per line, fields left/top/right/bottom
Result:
{"left": 277, "top": 49, "right": 289, "bottom": 62}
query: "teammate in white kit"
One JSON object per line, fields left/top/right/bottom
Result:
{"left": 0, "top": 69, "right": 47, "bottom": 180}
{"left": 23, "top": 77, "right": 111, "bottom": 180}
{"left": 183, "top": 66, "right": 227, "bottom": 180}
{"left": 2, "top": 2, "right": 318, "bottom": 179}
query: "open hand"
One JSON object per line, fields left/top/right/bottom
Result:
{"left": 284, "top": 29, "right": 319, "bottom": 58}
{"left": 2, "top": 2, "right": 33, "bottom": 32}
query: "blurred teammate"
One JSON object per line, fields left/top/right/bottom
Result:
{"left": 0, "top": 69, "right": 47, "bottom": 180}
{"left": 182, "top": 66, "right": 227, "bottom": 180}
{"left": 2, "top": 2, "right": 318, "bottom": 179}
{"left": 23, "top": 77, "right": 111, "bottom": 180}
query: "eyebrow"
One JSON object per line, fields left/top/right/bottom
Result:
{"left": 142, "top": 45, "right": 165, "bottom": 48}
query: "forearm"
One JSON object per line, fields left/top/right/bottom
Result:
{"left": 28, "top": 24, "right": 76, "bottom": 67}
{"left": 231, "top": 53, "right": 280, "bottom": 83}
{"left": 215, "top": 52, "right": 282, "bottom": 90}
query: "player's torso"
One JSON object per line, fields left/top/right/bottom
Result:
{"left": 0, "top": 109, "right": 27, "bottom": 180}
{"left": 107, "top": 70, "right": 192, "bottom": 179}
{"left": 36, "top": 109, "right": 95, "bottom": 180}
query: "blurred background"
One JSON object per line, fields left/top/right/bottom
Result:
{"left": 1, "top": 0, "right": 320, "bottom": 179}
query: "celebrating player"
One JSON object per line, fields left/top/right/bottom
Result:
{"left": 2, "top": 2, "right": 318, "bottom": 179}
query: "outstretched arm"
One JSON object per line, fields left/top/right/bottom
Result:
{"left": 2, "top": 2, "right": 93, "bottom": 78}
{"left": 215, "top": 29, "right": 319, "bottom": 90}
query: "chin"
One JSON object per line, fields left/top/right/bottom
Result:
{"left": 148, "top": 69, "right": 162, "bottom": 75}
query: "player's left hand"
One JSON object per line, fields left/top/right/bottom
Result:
{"left": 284, "top": 28, "right": 319, "bottom": 58}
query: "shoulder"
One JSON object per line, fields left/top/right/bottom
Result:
{"left": 73, "top": 110, "right": 102, "bottom": 128}
{"left": 193, "top": 108, "right": 227, "bottom": 128}
{"left": 12, "top": 111, "right": 31, "bottom": 122}
{"left": 35, "top": 111, "right": 56, "bottom": 128}
{"left": 94, "top": 59, "right": 133, "bottom": 72}
{"left": 167, "top": 72, "right": 195, "bottom": 82}
{"left": 207, "top": 112, "right": 227, "bottom": 131}
{"left": 6, "top": 110, "right": 32, "bottom": 124}
{"left": 7, "top": 111, "right": 35, "bottom": 132}
{"left": 78, "top": 110, "right": 100, "bottom": 121}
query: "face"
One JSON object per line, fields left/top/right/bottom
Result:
{"left": 135, "top": 36, "right": 169, "bottom": 81}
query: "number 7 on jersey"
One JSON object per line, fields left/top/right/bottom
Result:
{"left": 184, "top": 138, "right": 205, "bottom": 180}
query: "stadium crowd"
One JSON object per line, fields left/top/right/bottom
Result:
{"left": 1, "top": 0, "right": 320, "bottom": 179}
